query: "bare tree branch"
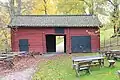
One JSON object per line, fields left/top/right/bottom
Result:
{"left": 65, "top": 3, "right": 79, "bottom": 14}
{"left": 16, "top": 0, "right": 21, "bottom": 15}
{"left": 107, "top": 0, "right": 115, "bottom": 6}
{"left": 43, "top": 0, "right": 47, "bottom": 15}
{"left": 80, "top": 0, "right": 91, "bottom": 7}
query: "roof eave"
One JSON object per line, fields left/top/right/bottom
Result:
{"left": 8, "top": 25, "right": 100, "bottom": 28}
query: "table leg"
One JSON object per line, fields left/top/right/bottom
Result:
{"left": 108, "top": 54, "right": 111, "bottom": 59}
{"left": 73, "top": 60, "right": 74, "bottom": 64}
{"left": 102, "top": 59, "right": 104, "bottom": 66}
{"left": 98, "top": 59, "right": 101, "bottom": 67}
{"left": 98, "top": 59, "right": 104, "bottom": 67}
{"left": 109, "top": 62, "right": 115, "bottom": 67}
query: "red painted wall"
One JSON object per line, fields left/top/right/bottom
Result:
{"left": 11, "top": 27, "right": 55, "bottom": 53}
{"left": 68, "top": 27, "right": 100, "bottom": 53}
{"left": 11, "top": 27, "right": 100, "bottom": 54}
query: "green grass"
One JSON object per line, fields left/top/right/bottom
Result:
{"left": 32, "top": 53, "right": 120, "bottom": 80}
{"left": 56, "top": 37, "right": 64, "bottom": 45}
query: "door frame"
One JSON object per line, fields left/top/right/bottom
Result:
{"left": 45, "top": 34, "right": 66, "bottom": 53}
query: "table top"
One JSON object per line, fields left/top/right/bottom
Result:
{"left": 0, "top": 56, "right": 7, "bottom": 60}
{"left": 110, "top": 50, "right": 120, "bottom": 51}
{"left": 104, "top": 50, "right": 120, "bottom": 54}
{"left": 72, "top": 56, "right": 104, "bottom": 62}
{"left": 0, "top": 53, "right": 18, "bottom": 57}
{"left": 9, "top": 51, "right": 27, "bottom": 54}
{"left": 108, "top": 60, "right": 115, "bottom": 62}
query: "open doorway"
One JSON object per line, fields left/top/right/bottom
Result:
{"left": 46, "top": 35, "right": 66, "bottom": 53}
{"left": 56, "top": 36, "right": 66, "bottom": 53}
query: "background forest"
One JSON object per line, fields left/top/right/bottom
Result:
{"left": 0, "top": 0, "right": 120, "bottom": 52}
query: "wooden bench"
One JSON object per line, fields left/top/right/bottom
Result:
{"left": 4, "top": 58, "right": 14, "bottom": 69}
{"left": 114, "top": 55, "right": 120, "bottom": 60}
{"left": 91, "top": 60, "right": 100, "bottom": 67}
{"left": 108, "top": 60, "right": 115, "bottom": 67}
{"left": 72, "top": 64, "right": 77, "bottom": 69}
{"left": 111, "top": 51, "right": 120, "bottom": 60}
{"left": 75, "top": 61, "right": 91, "bottom": 77}
{"left": 117, "top": 70, "right": 120, "bottom": 79}
{"left": 0, "top": 54, "right": 16, "bottom": 69}
{"left": 0, "top": 56, "right": 14, "bottom": 69}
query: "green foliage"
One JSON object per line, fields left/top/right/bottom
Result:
{"left": 0, "top": 7, "right": 11, "bottom": 51}
{"left": 100, "top": 28, "right": 114, "bottom": 47}
{"left": 57, "top": 0, "right": 85, "bottom": 14}
{"left": 56, "top": 36, "right": 64, "bottom": 45}
{"left": 31, "top": 0, "right": 57, "bottom": 15}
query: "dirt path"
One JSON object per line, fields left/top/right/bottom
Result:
{"left": 0, "top": 54, "right": 57, "bottom": 80}
{"left": 0, "top": 55, "right": 42, "bottom": 80}
{"left": 0, "top": 67, "right": 36, "bottom": 80}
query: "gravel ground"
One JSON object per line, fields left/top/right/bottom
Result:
{"left": 0, "top": 67, "right": 36, "bottom": 80}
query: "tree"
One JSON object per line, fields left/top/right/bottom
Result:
{"left": 57, "top": 0, "right": 85, "bottom": 14}
{"left": 0, "top": 6, "right": 10, "bottom": 52}
{"left": 31, "top": 0, "right": 57, "bottom": 15}
{"left": 0, "top": 0, "right": 34, "bottom": 52}
{"left": 82, "top": 0, "right": 120, "bottom": 34}
{"left": 107, "top": 0, "right": 120, "bottom": 33}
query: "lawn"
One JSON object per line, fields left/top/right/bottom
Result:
{"left": 32, "top": 53, "right": 120, "bottom": 80}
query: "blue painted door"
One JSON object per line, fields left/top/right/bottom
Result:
{"left": 19, "top": 39, "right": 29, "bottom": 51}
{"left": 71, "top": 36, "right": 91, "bottom": 53}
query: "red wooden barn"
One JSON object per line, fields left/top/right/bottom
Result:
{"left": 8, "top": 15, "right": 101, "bottom": 54}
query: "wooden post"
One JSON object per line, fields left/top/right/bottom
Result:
{"left": 110, "top": 38, "right": 111, "bottom": 47}
{"left": 42, "top": 32, "right": 45, "bottom": 54}
{"left": 67, "top": 28, "right": 71, "bottom": 54}
{"left": 104, "top": 35, "right": 105, "bottom": 48}
{"left": 117, "top": 35, "right": 118, "bottom": 46}
{"left": 118, "top": 36, "right": 119, "bottom": 46}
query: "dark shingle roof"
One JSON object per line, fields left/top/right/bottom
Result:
{"left": 8, "top": 15, "right": 102, "bottom": 27}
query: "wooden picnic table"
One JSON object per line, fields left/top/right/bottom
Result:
{"left": 0, "top": 56, "right": 7, "bottom": 60}
{"left": 110, "top": 50, "right": 120, "bottom": 52}
{"left": 104, "top": 50, "right": 120, "bottom": 59}
{"left": 8, "top": 51, "right": 28, "bottom": 57}
{"left": 5, "top": 51, "right": 35, "bottom": 61}
{"left": 9, "top": 51, "right": 27, "bottom": 54}
{"left": 0, "top": 55, "right": 14, "bottom": 69}
{"left": 0, "top": 53, "right": 18, "bottom": 56}
{"left": 0, "top": 51, "right": 30, "bottom": 69}
{"left": 72, "top": 56, "right": 104, "bottom": 66}
{"left": 8, "top": 51, "right": 34, "bottom": 57}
